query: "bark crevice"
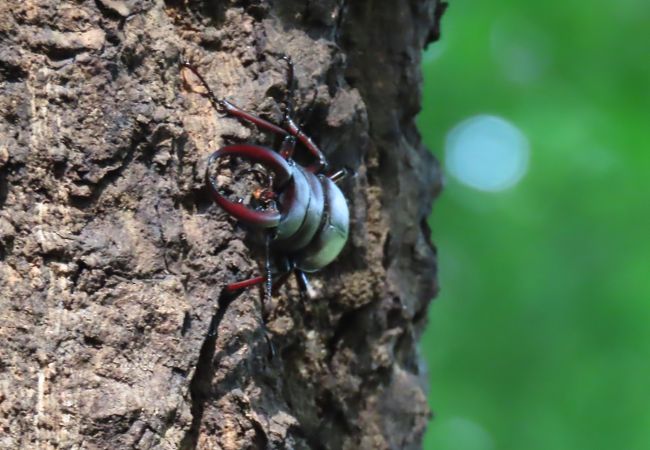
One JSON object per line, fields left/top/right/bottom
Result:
{"left": 179, "top": 291, "right": 232, "bottom": 450}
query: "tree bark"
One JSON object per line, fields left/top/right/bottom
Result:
{"left": 0, "top": 1, "right": 443, "bottom": 449}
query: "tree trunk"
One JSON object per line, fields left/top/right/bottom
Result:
{"left": 0, "top": 1, "right": 443, "bottom": 448}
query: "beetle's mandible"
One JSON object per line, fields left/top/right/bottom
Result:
{"left": 181, "top": 56, "right": 350, "bottom": 302}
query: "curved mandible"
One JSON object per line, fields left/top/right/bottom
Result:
{"left": 206, "top": 144, "right": 293, "bottom": 228}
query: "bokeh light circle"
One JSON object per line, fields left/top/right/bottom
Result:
{"left": 445, "top": 114, "right": 530, "bottom": 192}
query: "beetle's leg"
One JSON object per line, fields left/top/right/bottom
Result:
{"left": 182, "top": 58, "right": 327, "bottom": 170}
{"left": 295, "top": 270, "right": 317, "bottom": 299}
{"left": 226, "top": 233, "right": 286, "bottom": 301}
{"left": 328, "top": 169, "right": 346, "bottom": 183}
{"left": 327, "top": 167, "right": 355, "bottom": 183}
{"left": 220, "top": 277, "right": 277, "bottom": 358}
{"left": 277, "top": 56, "right": 327, "bottom": 172}
{"left": 284, "top": 117, "right": 328, "bottom": 172}
{"left": 181, "top": 60, "right": 290, "bottom": 136}
{"left": 222, "top": 268, "right": 292, "bottom": 359}
{"left": 279, "top": 135, "right": 297, "bottom": 160}
{"left": 223, "top": 272, "right": 293, "bottom": 295}
{"left": 225, "top": 276, "right": 266, "bottom": 294}
{"left": 270, "top": 257, "right": 295, "bottom": 295}
{"left": 221, "top": 99, "right": 290, "bottom": 136}
{"left": 271, "top": 271, "right": 293, "bottom": 295}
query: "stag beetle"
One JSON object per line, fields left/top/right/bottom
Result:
{"left": 181, "top": 57, "right": 350, "bottom": 304}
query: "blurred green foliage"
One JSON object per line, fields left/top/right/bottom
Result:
{"left": 418, "top": 0, "right": 650, "bottom": 449}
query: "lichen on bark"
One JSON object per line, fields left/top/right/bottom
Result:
{"left": 0, "top": 0, "right": 444, "bottom": 449}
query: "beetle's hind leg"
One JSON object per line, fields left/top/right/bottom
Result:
{"left": 327, "top": 167, "right": 356, "bottom": 184}
{"left": 279, "top": 135, "right": 297, "bottom": 160}
{"left": 295, "top": 270, "right": 317, "bottom": 300}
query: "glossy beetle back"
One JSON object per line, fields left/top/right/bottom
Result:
{"left": 273, "top": 165, "right": 325, "bottom": 251}
{"left": 294, "top": 175, "right": 349, "bottom": 272}
{"left": 273, "top": 162, "right": 312, "bottom": 243}
{"left": 207, "top": 144, "right": 349, "bottom": 272}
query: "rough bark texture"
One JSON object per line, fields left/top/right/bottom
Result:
{"left": 0, "top": 1, "right": 443, "bottom": 449}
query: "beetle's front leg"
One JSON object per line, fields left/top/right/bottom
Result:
{"left": 285, "top": 117, "right": 328, "bottom": 172}
{"left": 280, "top": 135, "right": 297, "bottom": 160}
{"left": 219, "top": 97, "right": 328, "bottom": 171}
{"left": 223, "top": 270, "right": 293, "bottom": 296}
{"left": 181, "top": 60, "right": 292, "bottom": 137}
{"left": 220, "top": 99, "right": 291, "bottom": 137}
{"left": 225, "top": 275, "right": 266, "bottom": 294}
{"left": 327, "top": 167, "right": 355, "bottom": 183}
